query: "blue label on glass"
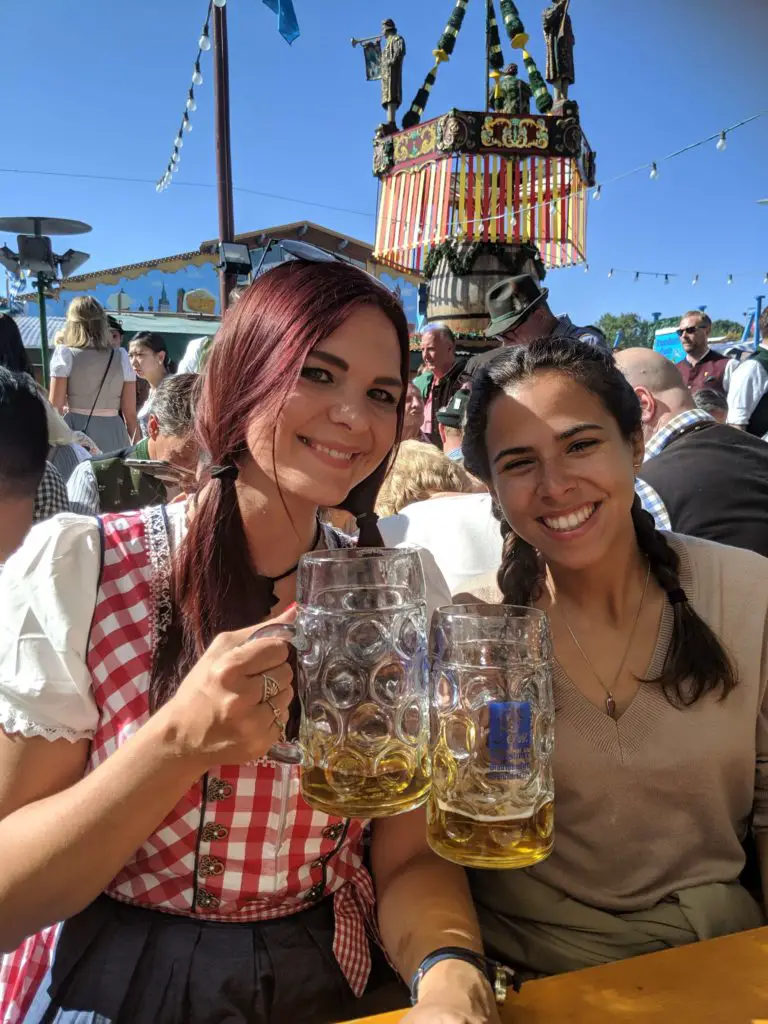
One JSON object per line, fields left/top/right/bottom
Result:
{"left": 488, "top": 700, "right": 532, "bottom": 780}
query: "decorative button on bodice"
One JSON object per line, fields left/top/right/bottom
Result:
{"left": 322, "top": 823, "right": 344, "bottom": 841}
{"left": 196, "top": 889, "right": 221, "bottom": 910}
{"left": 207, "top": 777, "right": 233, "bottom": 801}
{"left": 199, "top": 855, "right": 225, "bottom": 878}
{"left": 201, "top": 822, "right": 229, "bottom": 842}
{"left": 303, "top": 883, "right": 324, "bottom": 903}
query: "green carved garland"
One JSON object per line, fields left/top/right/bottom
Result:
{"left": 423, "top": 239, "right": 546, "bottom": 282}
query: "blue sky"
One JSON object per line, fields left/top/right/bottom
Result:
{"left": 2, "top": 0, "right": 766, "bottom": 325}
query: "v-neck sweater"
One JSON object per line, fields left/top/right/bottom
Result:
{"left": 459, "top": 533, "right": 768, "bottom": 911}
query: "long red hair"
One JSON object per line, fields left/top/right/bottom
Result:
{"left": 151, "top": 260, "right": 410, "bottom": 707}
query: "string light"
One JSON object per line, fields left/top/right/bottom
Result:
{"left": 584, "top": 263, "right": 589, "bottom": 273}
{"left": 607, "top": 268, "right": 614, "bottom": 279}
{"left": 692, "top": 273, "right": 699, "bottom": 286}
{"left": 213, "top": 0, "right": 226, "bottom": 6}
{"left": 764, "top": 272, "right": 768, "bottom": 285}
{"left": 664, "top": 274, "right": 670, "bottom": 285}
{"left": 634, "top": 272, "right": 640, "bottom": 282}
{"left": 716, "top": 131, "right": 727, "bottom": 152}
{"left": 727, "top": 274, "right": 733, "bottom": 285}
{"left": 649, "top": 162, "right": 659, "bottom": 180}
{"left": 157, "top": 5, "right": 213, "bottom": 192}
{"left": 592, "top": 185, "right": 602, "bottom": 200}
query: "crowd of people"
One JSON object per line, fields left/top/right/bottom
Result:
{"left": 0, "top": 257, "right": 767, "bottom": 1024}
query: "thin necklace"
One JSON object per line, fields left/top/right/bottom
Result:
{"left": 550, "top": 562, "right": 651, "bottom": 719}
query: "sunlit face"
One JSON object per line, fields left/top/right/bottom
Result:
{"left": 129, "top": 342, "right": 167, "bottom": 380}
{"left": 677, "top": 314, "right": 710, "bottom": 357}
{"left": 486, "top": 372, "right": 643, "bottom": 573}
{"left": 245, "top": 305, "right": 403, "bottom": 508}
{"left": 107, "top": 328, "right": 122, "bottom": 349}
{"left": 404, "top": 383, "right": 424, "bottom": 431}
{"left": 420, "top": 330, "right": 454, "bottom": 375}
{"left": 148, "top": 417, "right": 198, "bottom": 472}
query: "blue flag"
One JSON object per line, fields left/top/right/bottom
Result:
{"left": 262, "top": 0, "right": 300, "bottom": 44}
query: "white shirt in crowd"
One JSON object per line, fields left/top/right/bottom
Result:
{"left": 727, "top": 353, "right": 768, "bottom": 427}
{"left": 379, "top": 493, "right": 503, "bottom": 597}
{"left": 178, "top": 336, "right": 209, "bottom": 374}
{"left": 49, "top": 345, "right": 135, "bottom": 383}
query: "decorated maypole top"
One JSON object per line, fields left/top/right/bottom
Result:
{"left": 354, "top": 0, "right": 596, "bottom": 334}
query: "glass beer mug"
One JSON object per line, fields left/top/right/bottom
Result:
{"left": 427, "top": 605, "right": 555, "bottom": 869}
{"left": 258, "top": 547, "right": 431, "bottom": 819}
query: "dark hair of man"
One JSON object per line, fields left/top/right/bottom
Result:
{"left": 462, "top": 336, "right": 737, "bottom": 708}
{"left": 0, "top": 314, "right": 34, "bottom": 376}
{"left": 0, "top": 366, "right": 48, "bottom": 500}
{"left": 106, "top": 314, "right": 124, "bottom": 337}
{"left": 680, "top": 310, "right": 712, "bottom": 329}
{"left": 150, "top": 372, "right": 199, "bottom": 437}
{"left": 693, "top": 388, "right": 727, "bottom": 415}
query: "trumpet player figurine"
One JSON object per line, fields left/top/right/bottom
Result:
{"left": 381, "top": 18, "right": 406, "bottom": 126}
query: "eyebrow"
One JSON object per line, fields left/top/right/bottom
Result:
{"left": 492, "top": 423, "right": 604, "bottom": 465}
{"left": 310, "top": 350, "right": 403, "bottom": 390}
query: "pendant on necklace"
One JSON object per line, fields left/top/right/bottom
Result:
{"left": 605, "top": 693, "right": 617, "bottom": 718}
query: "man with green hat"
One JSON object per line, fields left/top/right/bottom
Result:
{"left": 462, "top": 274, "right": 608, "bottom": 381}
{"left": 436, "top": 387, "right": 470, "bottom": 462}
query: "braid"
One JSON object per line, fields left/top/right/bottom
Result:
{"left": 496, "top": 513, "right": 543, "bottom": 606}
{"left": 631, "top": 497, "right": 737, "bottom": 706}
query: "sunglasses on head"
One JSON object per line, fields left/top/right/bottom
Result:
{"left": 252, "top": 238, "right": 385, "bottom": 288}
{"left": 677, "top": 325, "right": 704, "bottom": 337}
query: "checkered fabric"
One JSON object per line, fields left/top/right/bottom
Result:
{"left": 644, "top": 408, "right": 713, "bottom": 460}
{"left": 0, "top": 507, "right": 375, "bottom": 1023}
{"left": 635, "top": 478, "right": 672, "bottom": 532}
{"left": 31, "top": 462, "right": 68, "bottom": 523}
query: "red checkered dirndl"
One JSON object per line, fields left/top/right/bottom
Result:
{"left": 0, "top": 507, "right": 376, "bottom": 1023}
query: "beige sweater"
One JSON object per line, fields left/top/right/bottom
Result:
{"left": 459, "top": 533, "right": 768, "bottom": 911}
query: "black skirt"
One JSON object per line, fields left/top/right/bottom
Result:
{"left": 25, "top": 895, "right": 408, "bottom": 1023}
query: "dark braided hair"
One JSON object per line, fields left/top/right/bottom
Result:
{"left": 463, "top": 337, "right": 737, "bottom": 708}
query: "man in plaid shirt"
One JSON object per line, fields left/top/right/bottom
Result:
{"left": 0, "top": 368, "right": 68, "bottom": 567}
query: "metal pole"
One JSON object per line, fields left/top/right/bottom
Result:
{"left": 36, "top": 275, "right": 50, "bottom": 389}
{"left": 755, "top": 295, "right": 765, "bottom": 348}
{"left": 213, "top": 2, "right": 236, "bottom": 314}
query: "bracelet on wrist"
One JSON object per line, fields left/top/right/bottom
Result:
{"left": 410, "top": 946, "right": 521, "bottom": 1006}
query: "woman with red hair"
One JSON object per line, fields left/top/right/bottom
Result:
{"left": 0, "top": 258, "right": 499, "bottom": 1024}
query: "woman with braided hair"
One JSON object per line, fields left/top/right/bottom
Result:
{"left": 460, "top": 336, "right": 768, "bottom": 977}
{"left": 0, "top": 257, "right": 500, "bottom": 1024}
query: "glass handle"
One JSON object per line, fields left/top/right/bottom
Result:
{"left": 242, "top": 620, "right": 305, "bottom": 766}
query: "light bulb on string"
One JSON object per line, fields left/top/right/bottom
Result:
{"left": 172, "top": 163, "right": 180, "bottom": 173}
{"left": 192, "top": 61, "right": 203, "bottom": 86}
{"left": 608, "top": 268, "right": 614, "bottom": 279}
{"left": 692, "top": 273, "right": 699, "bottom": 286}
{"left": 592, "top": 185, "right": 602, "bottom": 200}
{"left": 199, "top": 26, "right": 211, "bottom": 51}
{"left": 213, "top": 0, "right": 226, "bottom": 7}
{"left": 727, "top": 274, "right": 733, "bottom": 285}
{"left": 716, "top": 131, "right": 727, "bottom": 152}
{"left": 155, "top": 181, "right": 163, "bottom": 193}
{"left": 171, "top": 150, "right": 179, "bottom": 163}
{"left": 183, "top": 115, "right": 193, "bottom": 132}
{"left": 186, "top": 89, "right": 196, "bottom": 111}
{"left": 649, "top": 162, "right": 659, "bottom": 180}
{"left": 584, "top": 263, "right": 589, "bottom": 274}
{"left": 764, "top": 272, "right": 768, "bottom": 285}
{"left": 175, "top": 135, "right": 183, "bottom": 148}
{"left": 634, "top": 272, "right": 640, "bottom": 283}
{"left": 664, "top": 274, "right": 670, "bottom": 285}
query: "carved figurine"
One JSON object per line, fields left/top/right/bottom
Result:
{"left": 542, "top": 0, "right": 575, "bottom": 101}
{"left": 380, "top": 19, "right": 406, "bottom": 125}
{"left": 493, "top": 62, "right": 532, "bottom": 115}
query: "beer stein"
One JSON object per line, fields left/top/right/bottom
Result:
{"left": 427, "top": 605, "right": 554, "bottom": 868}
{"left": 257, "top": 547, "right": 430, "bottom": 819}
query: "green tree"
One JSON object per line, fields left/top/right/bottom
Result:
{"left": 595, "top": 312, "right": 653, "bottom": 350}
{"left": 710, "top": 318, "right": 744, "bottom": 339}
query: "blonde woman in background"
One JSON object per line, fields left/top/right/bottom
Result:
{"left": 49, "top": 297, "right": 138, "bottom": 453}
{"left": 375, "top": 439, "right": 481, "bottom": 517}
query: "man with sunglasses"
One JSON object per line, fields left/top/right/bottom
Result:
{"left": 675, "top": 311, "right": 731, "bottom": 396}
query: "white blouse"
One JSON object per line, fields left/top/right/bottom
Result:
{"left": 50, "top": 345, "right": 136, "bottom": 382}
{"left": 0, "top": 508, "right": 450, "bottom": 743}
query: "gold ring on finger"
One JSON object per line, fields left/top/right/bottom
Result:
{"left": 266, "top": 697, "right": 287, "bottom": 743}
{"left": 261, "top": 673, "right": 280, "bottom": 703}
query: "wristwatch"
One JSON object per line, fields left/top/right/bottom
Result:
{"left": 410, "top": 946, "right": 521, "bottom": 1006}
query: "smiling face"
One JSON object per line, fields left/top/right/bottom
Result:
{"left": 129, "top": 341, "right": 167, "bottom": 382}
{"left": 486, "top": 371, "right": 643, "bottom": 573}
{"left": 243, "top": 305, "right": 403, "bottom": 510}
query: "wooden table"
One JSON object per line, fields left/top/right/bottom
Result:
{"left": 349, "top": 927, "right": 768, "bottom": 1023}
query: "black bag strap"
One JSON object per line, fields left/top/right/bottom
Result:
{"left": 83, "top": 349, "right": 116, "bottom": 435}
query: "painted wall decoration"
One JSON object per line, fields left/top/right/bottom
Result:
{"left": 20, "top": 258, "right": 221, "bottom": 320}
